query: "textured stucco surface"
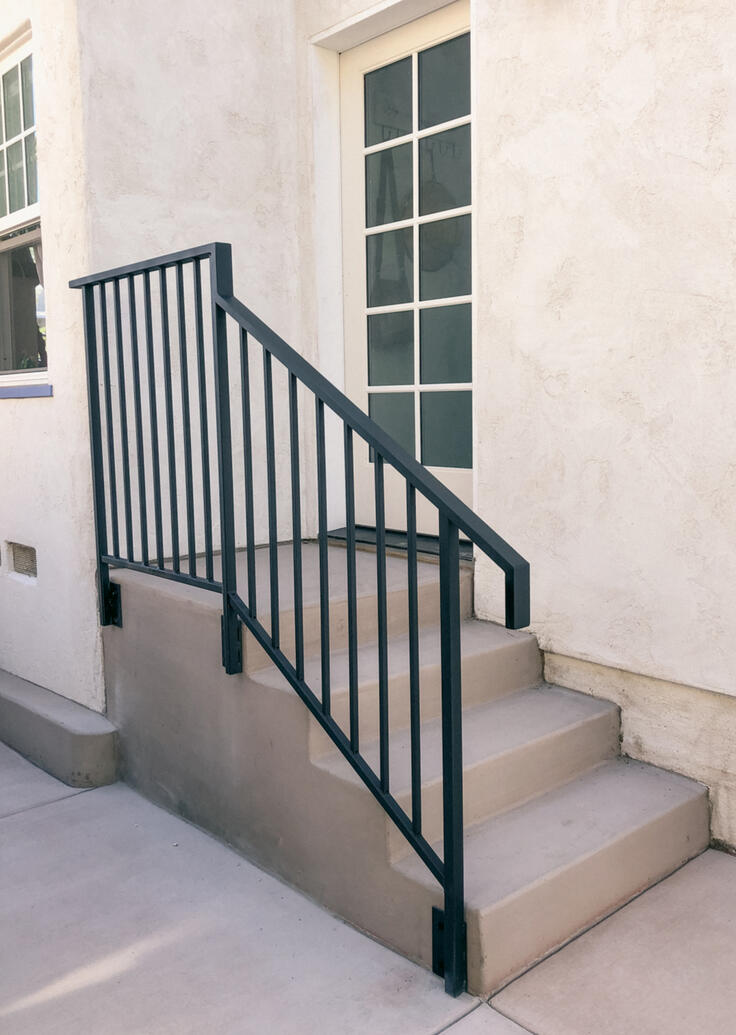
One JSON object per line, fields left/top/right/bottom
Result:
{"left": 0, "top": 0, "right": 103, "bottom": 709}
{"left": 2, "top": 0, "right": 734, "bottom": 714}
{"left": 472, "top": 0, "right": 736, "bottom": 698}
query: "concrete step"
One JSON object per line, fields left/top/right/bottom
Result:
{"left": 0, "top": 668, "right": 117, "bottom": 787}
{"left": 252, "top": 618, "right": 542, "bottom": 750}
{"left": 315, "top": 684, "right": 620, "bottom": 856}
{"left": 234, "top": 543, "right": 473, "bottom": 672}
{"left": 394, "top": 758, "right": 710, "bottom": 995}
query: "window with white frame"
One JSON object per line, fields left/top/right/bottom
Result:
{"left": 0, "top": 41, "right": 44, "bottom": 374}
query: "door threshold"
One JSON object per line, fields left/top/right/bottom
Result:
{"left": 328, "top": 525, "right": 473, "bottom": 563}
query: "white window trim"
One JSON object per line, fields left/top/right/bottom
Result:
{"left": 0, "top": 37, "right": 39, "bottom": 239}
{"left": 0, "top": 35, "right": 45, "bottom": 387}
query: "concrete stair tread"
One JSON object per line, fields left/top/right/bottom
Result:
{"left": 251, "top": 618, "right": 533, "bottom": 694}
{"left": 315, "top": 684, "right": 618, "bottom": 797}
{"left": 395, "top": 758, "right": 708, "bottom": 909}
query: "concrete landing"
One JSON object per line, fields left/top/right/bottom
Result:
{"left": 493, "top": 849, "right": 736, "bottom": 1035}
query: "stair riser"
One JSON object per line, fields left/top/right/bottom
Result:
{"left": 388, "top": 710, "right": 621, "bottom": 860}
{"left": 467, "top": 792, "right": 710, "bottom": 995}
{"left": 245, "top": 570, "right": 473, "bottom": 673}
{"left": 309, "top": 638, "right": 542, "bottom": 757}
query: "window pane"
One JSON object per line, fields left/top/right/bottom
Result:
{"left": 366, "top": 228, "right": 413, "bottom": 307}
{"left": 368, "top": 310, "right": 414, "bottom": 386}
{"left": 364, "top": 57, "right": 412, "bottom": 147}
{"left": 3, "top": 65, "right": 21, "bottom": 140}
{"left": 7, "top": 139, "right": 25, "bottom": 212}
{"left": 369, "top": 392, "right": 415, "bottom": 457}
{"left": 421, "top": 391, "right": 471, "bottom": 468}
{"left": 419, "top": 33, "right": 470, "bottom": 130}
{"left": 25, "top": 132, "right": 37, "bottom": 205}
{"left": 0, "top": 153, "right": 6, "bottom": 217}
{"left": 366, "top": 142, "right": 412, "bottom": 228}
{"left": 21, "top": 56, "right": 34, "bottom": 129}
{"left": 0, "top": 241, "right": 47, "bottom": 371}
{"left": 420, "top": 304, "right": 471, "bottom": 384}
{"left": 419, "top": 214, "right": 470, "bottom": 300}
{"left": 419, "top": 124, "right": 470, "bottom": 216}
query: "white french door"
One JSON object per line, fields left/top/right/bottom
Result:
{"left": 340, "top": 1, "right": 472, "bottom": 535}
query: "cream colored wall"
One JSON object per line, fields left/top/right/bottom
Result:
{"left": 472, "top": 0, "right": 736, "bottom": 699}
{"left": 0, "top": 0, "right": 104, "bottom": 709}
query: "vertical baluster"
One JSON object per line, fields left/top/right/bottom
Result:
{"left": 375, "top": 453, "right": 389, "bottom": 792}
{"left": 263, "top": 349, "right": 280, "bottom": 648}
{"left": 176, "top": 262, "right": 197, "bottom": 577}
{"left": 289, "top": 373, "right": 304, "bottom": 680}
{"left": 193, "top": 258, "right": 214, "bottom": 583}
{"left": 127, "top": 274, "right": 148, "bottom": 565}
{"left": 438, "top": 512, "right": 466, "bottom": 996}
{"left": 316, "top": 398, "right": 330, "bottom": 714}
{"left": 344, "top": 425, "right": 359, "bottom": 751}
{"left": 406, "top": 482, "right": 421, "bottom": 834}
{"left": 98, "top": 282, "right": 119, "bottom": 559}
{"left": 82, "top": 284, "right": 116, "bottom": 626}
{"left": 112, "top": 278, "right": 134, "bottom": 560}
{"left": 210, "top": 243, "right": 241, "bottom": 674}
{"left": 143, "top": 270, "right": 164, "bottom": 568}
{"left": 159, "top": 267, "right": 180, "bottom": 572}
{"left": 239, "top": 329, "right": 257, "bottom": 616}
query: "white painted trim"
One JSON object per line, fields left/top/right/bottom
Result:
{"left": 311, "top": 0, "right": 456, "bottom": 52}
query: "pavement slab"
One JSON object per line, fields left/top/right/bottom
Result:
{"left": 0, "top": 780, "right": 478, "bottom": 1034}
{"left": 492, "top": 849, "right": 734, "bottom": 1035}
{"left": 447, "top": 1004, "right": 533, "bottom": 1033}
{"left": 0, "top": 741, "right": 81, "bottom": 818}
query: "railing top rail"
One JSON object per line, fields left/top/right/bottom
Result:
{"left": 217, "top": 292, "right": 528, "bottom": 583}
{"left": 68, "top": 243, "right": 218, "bottom": 288}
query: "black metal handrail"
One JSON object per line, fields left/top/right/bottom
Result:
{"left": 71, "top": 242, "right": 530, "bottom": 996}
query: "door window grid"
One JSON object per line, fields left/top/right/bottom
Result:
{"left": 363, "top": 35, "right": 471, "bottom": 469}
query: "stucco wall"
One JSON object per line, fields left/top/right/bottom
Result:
{"left": 472, "top": 0, "right": 736, "bottom": 698}
{"left": 0, "top": 0, "right": 104, "bottom": 709}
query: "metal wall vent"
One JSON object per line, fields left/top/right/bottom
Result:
{"left": 10, "top": 542, "right": 37, "bottom": 578}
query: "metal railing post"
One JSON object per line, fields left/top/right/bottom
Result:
{"left": 210, "top": 243, "right": 242, "bottom": 674}
{"left": 82, "top": 284, "right": 121, "bottom": 627}
{"left": 437, "top": 511, "right": 466, "bottom": 995}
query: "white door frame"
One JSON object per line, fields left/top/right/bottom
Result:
{"left": 339, "top": 1, "right": 472, "bottom": 535}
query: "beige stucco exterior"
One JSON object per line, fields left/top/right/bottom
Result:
{"left": 0, "top": 0, "right": 734, "bottom": 728}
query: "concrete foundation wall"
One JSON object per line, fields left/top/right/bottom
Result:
{"left": 546, "top": 653, "right": 736, "bottom": 848}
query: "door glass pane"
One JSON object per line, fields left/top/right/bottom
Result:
{"left": 7, "top": 139, "right": 25, "bottom": 212}
{"left": 418, "top": 33, "right": 470, "bottom": 130}
{"left": 369, "top": 392, "right": 415, "bottom": 457}
{"left": 419, "top": 214, "right": 470, "bottom": 300}
{"left": 366, "top": 142, "right": 412, "bottom": 228}
{"left": 419, "top": 124, "right": 470, "bottom": 216}
{"left": 366, "top": 228, "right": 413, "bottom": 307}
{"left": 0, "top": 154, "right": 7, "bottom": 217}
{"left": 420, "top": 304, "right": 471, "bottom": 384}
{"left": 21, "top": 56, "right": 34, "bottom": 129}
{"left": 25, "top": 133, "right": 37, "bottom": 205}
{"left": 421, "top": 391, "right": 471, "bottom": 468}
{"left": 3, "top": 66, "right": 21, "bottom": 140}
{"left": 368, "top": 310, "right": 414, "bottom": 386}
{"left": 364, "top": 57, "right": 412, "bottom": 147}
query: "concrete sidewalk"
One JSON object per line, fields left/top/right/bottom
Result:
{"left": 0, "top": 742, "right": 523, "bottom": 1035}
{"left": 4, "top": 740, "right": 735, "bottom": 1035}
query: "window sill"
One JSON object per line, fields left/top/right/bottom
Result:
{"left": 0, "top": 383, "right": 52, "bottom": 398}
